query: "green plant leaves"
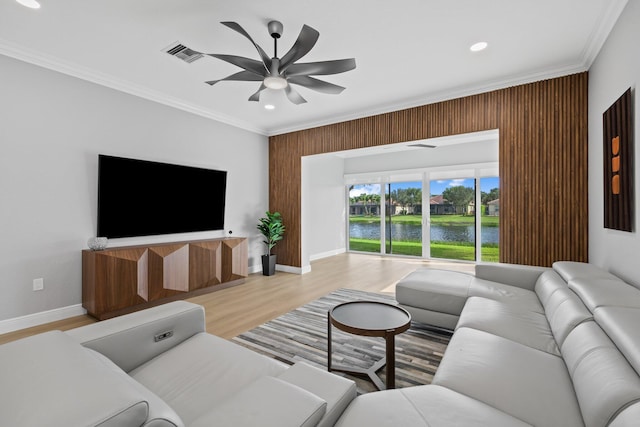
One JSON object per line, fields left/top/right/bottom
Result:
{"left": 257, "top": 211, "right": 286, "bottom": 255}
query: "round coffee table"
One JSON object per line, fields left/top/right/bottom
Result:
{"left": 327, "top": 300, "right": 411, "bottom": 390}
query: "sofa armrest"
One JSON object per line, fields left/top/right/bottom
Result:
{"left": 66, "top": 301, "right": 205, "bottom": 372}
{"left": 475, "top": 263, "right": 549, "bottom": 291}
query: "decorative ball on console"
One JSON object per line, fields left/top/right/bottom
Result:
{"left": 87, "top": 237, "right": 108, "bottom": 251}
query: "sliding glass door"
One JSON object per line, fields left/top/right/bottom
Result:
{"left": 385, "top": 181, "right": 422, "bottom": 256}
{"left": 480, "top": 177, "right": 500, "bottom": 261}
{"left": 346, "top": 168, "right": 499, "bottom": 263}
{"left": 348, "top": 184, "right": 381, "bottom": 253}
{"left": 429, "top": 178, "right": 476, "bottom": 261}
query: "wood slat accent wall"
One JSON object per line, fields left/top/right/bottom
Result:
{"left": 269, "top": 72, "right": 588, "bottom": 267}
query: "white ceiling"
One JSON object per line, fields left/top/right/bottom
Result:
{"left": 0, "top": 0, "right": 627, "bottom": 136}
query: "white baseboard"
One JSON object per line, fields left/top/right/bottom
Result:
{"left": 310, "top": 248, "right": 346, "bottom": 262}
{"left": 250, "top": 263, "right": 311, "bottom": 275}
{"left": 276, "top": 264, "right": 312, "bottom": 275}
{"left": 0, "top": 304, "right": 87, "bottom": 335}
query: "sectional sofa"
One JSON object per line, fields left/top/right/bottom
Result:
{"left": 336, "top": 261, "right": 640, "bottom": 426}
{"left": 3, "top": 261, "right": 639, "bottom": 426}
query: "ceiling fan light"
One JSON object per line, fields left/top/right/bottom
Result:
{"left": 264, "top": 76, "right": 288, "bottom": 90}
{"left": 470, "top": 41, "right": 488, "bottom": 52}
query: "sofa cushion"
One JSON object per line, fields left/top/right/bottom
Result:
{"left": 277, "top": 362, "right": 356, "bottom": 427}
{"left": 468, "top": 277, "right": 544, "bottom": 313}
{"left": 609, "top": 401, "right": 640, "bottom": 427}
{"left": 456, "top": 297, "right": 559, "bottom": 355}
{"left": 334, "top": 384, "right": 532, "bottom": 427}
{"left": 475, "top": 263, "right": 548, "bottom": 291}
{"left": 569, "top": 278, "right": 640, "bottom": 311}
{"left": 0, "top": 331, "right": 179, "bottom": 427}
{"left": 130, "top": 332, "right": 287, "bottom": 425}
{"left": 593, "top": 307, "right": 640, "bottom": 380}
{"left": 534, "top": 271, "right": 592, "bottom": 346}
{"left": 190, "top": 376, "right": 326, "bottom": 427}
{"left": 553, "top": 261, "right": 622, "bottom": 283}
{"left": 432, "top": 327, "right": 583, "bottom": 426}
{"left": 561, "top": 321, "right": 640, "bottom": 427}
{"left": 534, "top": 270, "right": 569, "bottom": 303}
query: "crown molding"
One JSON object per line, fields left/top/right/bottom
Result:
{"left": 579, "top": 0, "right": 628, "bottom": 68}
{"left": 0, "top": 39, "right": 270, "bottom": 136}
{"left": 266, "top": 62, "right": 589, "bottom": 136}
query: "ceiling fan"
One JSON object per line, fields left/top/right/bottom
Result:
{"left": 196, "top": 21, "right": 356, "bottom": 105}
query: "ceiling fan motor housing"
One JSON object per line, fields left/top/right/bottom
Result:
{"left": 268, "top": 20, "right": 283, "bottom": 39}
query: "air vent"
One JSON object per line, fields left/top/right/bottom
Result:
{"left": 164, "top": 42, "right": 203, "bottom": 64}
{"left": 408, "top": 143, "right": 437, "bottom": 148}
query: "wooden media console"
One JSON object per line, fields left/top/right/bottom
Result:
{"left": 82, "top": 237, "right": 247, "bottom": 319}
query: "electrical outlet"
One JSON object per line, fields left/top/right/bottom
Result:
{"left": 33, "top": 278, "right": 44, "bottom": 291}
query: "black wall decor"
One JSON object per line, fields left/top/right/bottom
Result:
{"left": 603, "top": 88, "right": 634, "bottom": 232}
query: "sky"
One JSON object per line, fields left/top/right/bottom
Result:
{"left": 350, "top": 177, "right": 499, "bottom": 197}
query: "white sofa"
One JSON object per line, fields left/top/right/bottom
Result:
{"left": 335, "top": 261, "right": 640, "bottom": 426}
{"left": 0, "top": 301, "right": 356, "bottom": 427}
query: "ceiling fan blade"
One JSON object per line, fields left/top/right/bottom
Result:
{"left": 221, "top": 21, "right": 271, "bottom": 71}
{"left": 284, "top": 85, "right": 307, "bottom": 105}
{"left": 248, "top": 83, "right": 267, "bottom": 102}
{"left": 287, "top": 76, "right": 346, "bottom": 94}
{"left": 205, "top": 71, "right": 264, "bottom": 86}
{"left": 286, "top": 58, "right": 356, "bottom": 77}
{"left": 207, "top": 54, "right": 267, "bottom": 77}
{"left": 279, "top": 25, "right": 320, "bottom": 73}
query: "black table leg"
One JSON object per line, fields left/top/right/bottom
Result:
{"left": 327, "top": 310, "right": 332, "bottom": 372}
{"left": 385, "top": 331, "right": 395, "bottom": 389}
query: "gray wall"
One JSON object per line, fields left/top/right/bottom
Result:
{"left": 301, "top": 154, "right": 346, "bottom": 268}
{"left": 0, "top": 54, "right": 268, "bottom": 321}
{"left": 588, "top": 0, "right": 640, "bottom": 287}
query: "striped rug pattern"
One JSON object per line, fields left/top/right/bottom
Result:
{"left": 232, "top": 288, "right": 451, "bottom": 393}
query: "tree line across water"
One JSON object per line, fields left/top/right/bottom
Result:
{"left": 349, "top": 186, "right": 499, "bottom": 215}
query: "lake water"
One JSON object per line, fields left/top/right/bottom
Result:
{"left": 349, "top": 222, "right": 499, "bottom": 244}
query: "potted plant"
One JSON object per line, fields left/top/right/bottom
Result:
{"left": 257, "top": 211, "right": 285, "bottom": 276}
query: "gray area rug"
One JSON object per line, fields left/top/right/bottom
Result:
{"left": 232, "top": 288, "right": 451, "bottom": 393}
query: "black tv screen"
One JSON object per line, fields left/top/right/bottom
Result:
{"left": 97, "top": 155, "right": 227, "bottom": 238}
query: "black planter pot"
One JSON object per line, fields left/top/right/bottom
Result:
{"left": 261, "top": 254, "right": 277, "bottom": 276}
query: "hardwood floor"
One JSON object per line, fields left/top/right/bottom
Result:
{"left": 0, "top": 253, "right": 474, "bottom": 345}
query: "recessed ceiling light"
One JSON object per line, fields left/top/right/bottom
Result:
{"left": 264, "top": 104, "right": 275, "bottom": 110}
{"left": 470, "top": 42, "right": 488, "bottom": 52}
{"left": 16, "top": 0, "right": 41, "bottom": 9}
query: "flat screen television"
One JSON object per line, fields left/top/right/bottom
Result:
{"left": 97, "top": 155, "right": 227, "bottom": 239}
